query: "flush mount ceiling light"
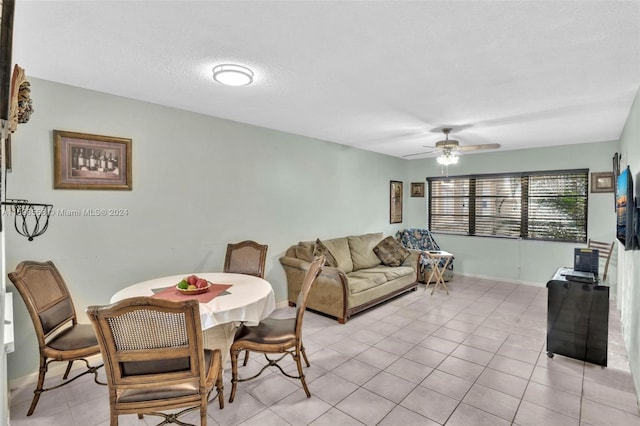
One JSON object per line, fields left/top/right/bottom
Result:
{"left": 212, "top": 64, "right": 254, "bottom": 86}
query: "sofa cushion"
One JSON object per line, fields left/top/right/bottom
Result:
{"left": 348, "top": 233, "right": 383, "bottom": 271}
{"left": 295, "top": 241, "right": 316, "bottom": 262}
{"left": 320, "top": 237, "right": 353, "bottom": 273}
{"left": 313, "top": 239, "right": 338, "bottom": 267}
{"left": 347, "top": 271, "right": 388, "bottom": 294}
{"left": 373, "top": 236, "right": 411, "bottom": 267}
{"left": 362, "top": 265, "right": 415, "bottom": 281}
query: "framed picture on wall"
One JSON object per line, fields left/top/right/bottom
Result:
{"left": 390, "top": 180, "right": 403, "bottom": 223}
{"left": 53, "top": 130, "right": 132, "bottom": 190}
{"left": 591, "top": 172, "right": 614, "bottom": 193}
{"left": 411, "top": 182, "right": 424, "bottom": 197}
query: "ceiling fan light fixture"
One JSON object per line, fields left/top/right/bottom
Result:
{"left": 436, "top": 152, "right": 459, "bottom": 165}
{"left": 212, "top": 64, "right": 254, "bottom": 86}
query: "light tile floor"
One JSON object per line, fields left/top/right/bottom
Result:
{"left": 9, "top": 276, "right": 640, "bottom": 425}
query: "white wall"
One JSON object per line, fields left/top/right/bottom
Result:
{"left": 617, "top": 86, "right": 640, "bottom": 400}
{"left": 6, "top": 78, "right": 410, "bottom": 380}
{"left": 405, "top": 141, "right": 618, "bottom": 285}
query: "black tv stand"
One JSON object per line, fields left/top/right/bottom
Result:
{"left": 546, "top": 268, "right": 609, "bottom": 366}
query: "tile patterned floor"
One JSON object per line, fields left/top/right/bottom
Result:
{"left": 9, "top": 276, "right": 640, "bottom": 425}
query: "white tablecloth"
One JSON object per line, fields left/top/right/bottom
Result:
{"left": 110, "top": 272, "right": 276, "bottom": 364}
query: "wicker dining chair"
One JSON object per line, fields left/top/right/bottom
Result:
{"left": 86, "top": 297, "right": 224, "bottom": 426}
{"left": 224, "top": 240, "right": 269, "bottom": 364}
{"left": 223, "top": 240, "right": 268, "bottom": 278}
{"left": 8, "top": 260, "right": 104, "bottom": 416}
{"left": 229, "top": 255, "right": 324, "bottom": 403}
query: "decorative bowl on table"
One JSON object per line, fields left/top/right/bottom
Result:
{"left": 176, "top": 275, "right": 211, "bottom": 295}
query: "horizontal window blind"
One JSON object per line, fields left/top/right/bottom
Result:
{"left": 429, "top": 179, "right": 469, "bottom": 234}
{"left": 427, "top": 169, "right": 588, "bottom": 243}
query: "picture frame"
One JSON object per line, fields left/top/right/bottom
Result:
{"left": 390, "top": 180, "right": 403, "bottom": 223}
{"left": 53, "top": 130, "right": 132, "bottom": 190}
{"left": 613, "top": 152, "right": 621, "bottom": 210}
{"left": 591, "top": 171, "right": 614, "bottom": 193}
{"left": 411, "top": 182, "right": 424, "bottom": 197}
{"left": 5, "top": 134, "right": 11, "bottom": 171}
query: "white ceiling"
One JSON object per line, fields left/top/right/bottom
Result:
{"left": 11, "top": 1, "right": 640, "bottom": 159}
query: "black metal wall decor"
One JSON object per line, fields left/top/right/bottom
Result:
{"left": 2, "top": 200, "right": 53, "bottom": 241}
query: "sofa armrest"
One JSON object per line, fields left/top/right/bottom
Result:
{"left": 280, "top": 256, "right": 349, "bottom": 289}
{"left": 402, "top": 249, "right": 421, "bottom": 281}
{"left": 279, "top": 255, "right": 311, "bottom": 271}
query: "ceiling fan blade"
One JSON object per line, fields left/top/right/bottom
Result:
{"left": 402, "top": 151, "right": 433, "bottom": 158}
{"left": 458, "top": 143, "right": 501, "bottom": 152}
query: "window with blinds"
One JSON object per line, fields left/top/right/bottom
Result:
{"left": 427, "top": 169, "right": 588, "bottom": 243}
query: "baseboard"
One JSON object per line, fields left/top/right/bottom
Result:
{"left": 454, "top": 272, "right": 545, "bottom": 288}
{"left": 275, "top": 300, "right": 291, "bottom": 309}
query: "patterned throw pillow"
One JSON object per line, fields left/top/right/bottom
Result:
{"left": 373, "top": 236, "right": 410, "bottom": 267}
{"left": 313, "top": 239, "right": 338, "bottom": 267}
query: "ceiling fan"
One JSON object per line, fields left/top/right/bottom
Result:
{"left": 403, "top": 128, "right": 501, "bottom": 159}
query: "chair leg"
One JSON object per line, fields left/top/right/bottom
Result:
{"left": 62, "top": 360, "right": 74, "bottom": 380}
{"left": 201, "top": 404, "right": 207, "bottom": 426}
{"left": 300, "top": 342, "right": 310, "bottom": 367}
{"left": 216, "top": 362, "right": 224, "bottom": 409}
{"left": 294, "top": 349, "right": 311, "bottom": 398}
{"left": 229, "top": 350, "right": 239, "bottom": 403}
{"left": 27, "top": 356, "right": 47, "bottom": 416}
{"left": 242, "top": 350, "right": 249, "bottom": 366}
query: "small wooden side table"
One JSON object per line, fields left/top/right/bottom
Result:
{"left": 424, "top": 250, "right": 454, "bottom": 295}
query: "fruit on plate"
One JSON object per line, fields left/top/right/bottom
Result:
{"left": 178, "top": 275, "right": 210, "bottom": 291}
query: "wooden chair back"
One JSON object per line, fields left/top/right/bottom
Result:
{"left": 587, "top": 239, "right": 615, "bottom": 281}
{"left": 294, "top": 255, "right": 325, "bottom": 338}
{"left": 224, "top": 240, "right": 268, "bottom": 278}
{"left": 9, "top": 260, "right": 77, "bottom": 344}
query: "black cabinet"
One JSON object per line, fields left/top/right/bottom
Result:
{"left": 546, "top": 269, "right": 609, "bottom": 366}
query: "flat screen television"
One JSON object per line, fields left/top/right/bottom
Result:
{"left": 616, "top": 166, "right": 634, "bottom": 250}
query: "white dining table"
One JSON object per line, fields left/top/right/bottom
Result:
{"left": 110, "top": 272, "right": 276, "bottom": 364}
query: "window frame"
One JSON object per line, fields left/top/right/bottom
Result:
{"left": 427, "top": 169, "right": 589, "bottom": 243}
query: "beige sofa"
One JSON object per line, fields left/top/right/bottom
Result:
{"left": 279, "top": 232, "right": 419, "bottom": 323}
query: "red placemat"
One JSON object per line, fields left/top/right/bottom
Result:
{"left": 151, "top": 283, "right": 232, "bottom": 303}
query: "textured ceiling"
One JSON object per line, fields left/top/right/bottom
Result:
{"left": 11, "top": 1, "right": 640, "bottom": 159}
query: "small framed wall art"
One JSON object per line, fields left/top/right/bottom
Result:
{"left": 53, "top": 130, "right": 132, "bottom": 190}
{"left": 411, "top": 182, "right": 425, "bottom": 197}
{"left": 390, "top": 180, "right": 403, "bottom": 223}
{"left": 591, "top": 172, "right": 614, "bottom": 193}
